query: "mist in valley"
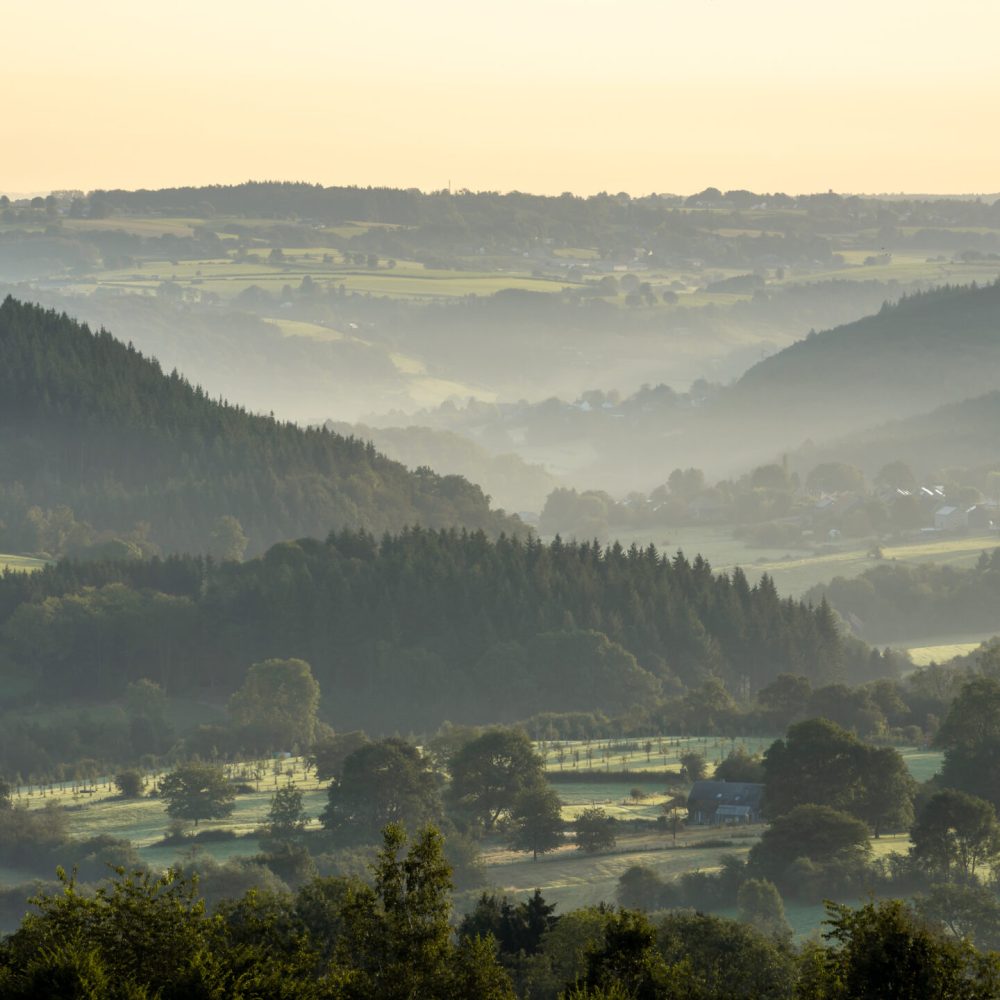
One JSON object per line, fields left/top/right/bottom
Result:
{"left": 4, "top": 2, "right": 1000, "bottom": 990}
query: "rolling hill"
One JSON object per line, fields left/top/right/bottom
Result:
{"left": 0, "top": 296, "right": 521, "bottom": 556}
{"left": 721, "top": 280, "right": 1000, "bottom": 449}
{"left": 797, "top": 389, "right": 1000, "bottom": 479}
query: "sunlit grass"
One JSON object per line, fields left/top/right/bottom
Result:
{"left": 906, "top": 640, "right": 993, "bottom": 666}
{"left": 263, "top": 318, "right": 345, "bottom": 342}
{"left": 0, "top": 554, "right": 47, "bottom": 574}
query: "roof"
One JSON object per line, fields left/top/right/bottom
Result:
{"left": 687, "top": 780, "right": 764, "bottom": 809}
{"left": 715, "top": 804, "right": 753, "bottom": 818}
{"left": 935, "top": 506, "right": 958, "bottom": 516}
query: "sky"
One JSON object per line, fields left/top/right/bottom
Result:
{"left": 5, "top": 0, "right": 1000, "bottom": 197}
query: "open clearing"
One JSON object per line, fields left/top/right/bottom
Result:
{"left": 900, "top": 631, "right": 998, "bottom": 666}
{"left": 0, "top": 554, "right": 46, "bottom": 574}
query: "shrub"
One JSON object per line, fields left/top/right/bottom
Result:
{"left": 114, "top": 770, "right": 143, "bottom": 799}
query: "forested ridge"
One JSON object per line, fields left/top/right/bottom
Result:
{"left": 0, "top": 297, "right": 518, "bottom": 554}
{"left": 801, "top": 386, "right": 1000, "bottom": 477}
{"left": 716, "top": 280, "right": 1000, "bottom": 443}
{"left": 0, "top": 530, "right": 894, "bottom": 732}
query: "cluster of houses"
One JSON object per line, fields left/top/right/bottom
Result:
{"left": 680, "top": 483, "right": 998, "bottom": 538}
{"left": 879, "top": 484, "right": 998, "bottom": 533}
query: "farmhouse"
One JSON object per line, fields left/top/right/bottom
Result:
{"left": 968, "top": 502, "right": 999, "bottom": 531}
{"left": 686, "top": 780, "right": 765, "bottom": 825}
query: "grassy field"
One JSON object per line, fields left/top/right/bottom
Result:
{"left": 779, "top": 252, "right": 1000, "bottom": 290}
{"left": 69, "top": 253, "right": 574, "bottom": 303}
{"left": 0, "top": 554, "right": 47, "bottom": 574}
{"left": 604, "top": 525, "right": 1000, "bottom": 598}
{"left": 0, "top": 741, "right": 935, "bottom": 941}
{"left": 901, "top": 632, "right": 998, "bottom": 667}
{"left": 263, "top": 318, "right": 346, "bottom": 342}
{"left": 43, "top": 212, "right": 1000, "bottom": 315}
{"left": 482, "top": 826, "right": 760, "bottom": 915}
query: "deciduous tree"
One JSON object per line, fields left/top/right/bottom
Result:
{"left": 575, "top": 807, "right": 617, "bottom": 853}
{"left": 910, "top": 789, "right": 1000, "bottom": 881}
{"left": 508, "top": 784, "right": 564, "bottom": 860}
{"left": 447, "top": 728, "right": 545, "bottom": 831}
{"left": 159, "top": 763, "right": 235, "bottom": 827}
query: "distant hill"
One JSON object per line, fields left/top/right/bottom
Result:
{"left": 0, "top": 297, "right": 520, "bottom": 556}
{"left": 796, "top": 389, "right": 1000, "bottom": 478}
{"left": 325, "top": 421, "right": 558, "bottom": 513}
{"left": 718, "top": 281, "right": 1000, "bottom": 451}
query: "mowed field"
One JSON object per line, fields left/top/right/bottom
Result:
{"left": 482, "top": 826, "right": 761, "bottom": 915}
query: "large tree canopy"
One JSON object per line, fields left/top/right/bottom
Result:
{"left": 159, "top": 763, "right": 235, "bottom": 827}
{"left": 936, "top": 676, "right": 1000, "bottom": 809}
{"left": 321, "top": 739, "right": 442, "bottom": 841}
{"left": 447, "top": 729, "right": 546, "bottom": 832}
{"left": 762, "top": 718, "right": 914, "bottom": 834}
{"left": 228, "top": 657, "right": 321, "bottom": 753}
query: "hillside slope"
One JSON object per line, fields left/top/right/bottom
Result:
{"left": 325, "top": 420, "right": 558, "bottom": 512}
{"left": 718, "top": 281, "right": 1000, "bottom": 450}
{"left": 0, "top": 297, "right": 519, "bottom": 555}
{"left": 798, "top": 389, "right": 1000, "bottom": 477}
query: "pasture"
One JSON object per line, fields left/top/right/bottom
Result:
{"left": 0, "top": 742, "right": 936, "bottom": 939}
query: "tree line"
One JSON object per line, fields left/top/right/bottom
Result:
{"left": 0, "top": 528, "right": 900, "bottom": 742}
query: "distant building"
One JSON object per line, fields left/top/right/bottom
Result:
{"left": 968, "top": 502, "right": 999, "bottom": 531}
{"left": 686, "top": 780, "right": 765, "bottom": 825}
{"left": 934, "top": 505, "right": 968, "bottom": 531}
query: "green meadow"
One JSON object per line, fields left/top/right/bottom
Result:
{"left": 0, "top": 740, "right": 938, "bottom": 939}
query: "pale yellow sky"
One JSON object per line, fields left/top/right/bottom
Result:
{"left": 4, "top": 0, "right": 1000, "bottom": 196}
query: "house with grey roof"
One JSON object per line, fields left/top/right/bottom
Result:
{"left": 686, "top": 780, "right": 765, "bottom": 825}
{"left": 934, "top": 505, "right": 968, "bottom": 531}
